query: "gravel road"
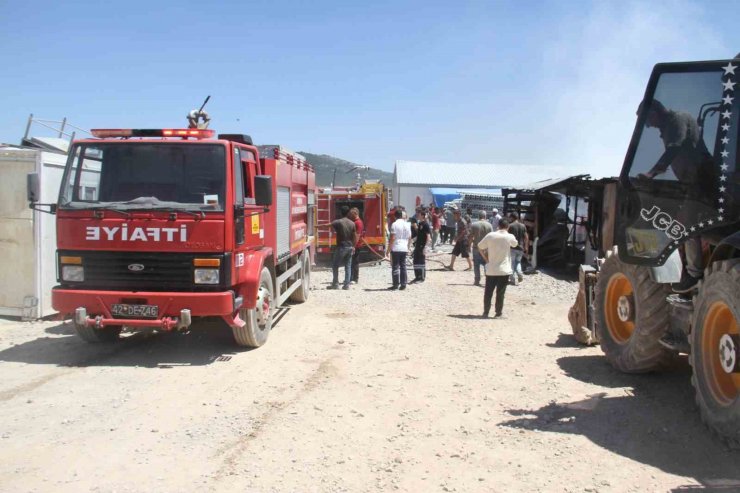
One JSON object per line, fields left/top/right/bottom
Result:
{"left": 0, "top": 246, "right": 738, "bottom": 492}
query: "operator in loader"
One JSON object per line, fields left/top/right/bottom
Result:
{"left": 636, "top": 99, "right": 714, "bottom": 293}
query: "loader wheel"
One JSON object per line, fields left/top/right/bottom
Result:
{"left": 233, "top": 267, "right": 274, "bottom": 348}
{"left": 594, "top": 253, "right": 674, "bottom": 372}
{"left": 289, "top": 250, "right": 311, "bottom": 303}
{"left": 690, "top": 259, "right": 740, "bottom": 448}
{"left": 73, "top": 322, "right": 121, "bottom": 343}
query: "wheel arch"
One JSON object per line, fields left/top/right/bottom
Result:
{"left": 238, "top": 249, "right": 274, "bottom": 309}
{"left": 708, "top": 230, "right": 740, "bottom": 265}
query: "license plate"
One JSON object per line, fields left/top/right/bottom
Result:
{"left": 111, "top": 303, "right": 159, "bottom": 319}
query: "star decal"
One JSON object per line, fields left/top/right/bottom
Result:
{"left": 718, "top": 215, "right": 724, "bottom": 222}
{"left": 690, "top": 226, "right": 696, "bottom": 232}
{"left": 720, "top": 175, "right": 727, "bottom": 181}
{"left": 724, "top": 62, "right": 738, "bottom": 75}
{"left": 722, "top": 136, "right": 730, "bottom": 144}
{"left": 719, "top": 197, "right": 725, "bottom": 203}
{"left": 719, "top": 208, "right": 725, "bottom": 213}
{"left": 723, "top": 123, "right": 731, "bottom": 131}
{"left": 721, "top": 163, "right": 729, "bottom": 171}
{"left": 724, "top": 94, "right": 735, "bottom": 105}
{"left": 720, "top": 186, "right": 727, "bottom": 192}
{"left": 699, "top": 222, "right": 705, "bottom": 228}
{"left": 708, "top": 219, "right": 714, "bottom": 225}
{"left": 723, "top": 110, "right": 733, "bottom": 119}
{"left": 721, "top": 150, "right": 730, "bottom": 158}
{"left": 724, "top": 79, "right": 737, "bottom": 92}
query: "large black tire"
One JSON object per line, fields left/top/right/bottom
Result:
{"left": 594, "top": 253, "right": 674, "bottom": 373}
{"left": 690, "top": 259, "right": 740, "bottom": 449}
{"left": 289, "top": 250, "right": 311, "bottom": 303}
{"left": 232, "top": 267, "right": 274, "bottom": 348}
{"left": 73, "top": 323, "right": 121, "bottom": 343}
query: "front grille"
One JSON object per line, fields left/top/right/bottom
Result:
{"left": 58, "top": 251, "right": 230, "bottom": 291}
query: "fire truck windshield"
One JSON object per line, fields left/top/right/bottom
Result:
{"left": 58, "top": 143, "right": 226, "bottom": 211}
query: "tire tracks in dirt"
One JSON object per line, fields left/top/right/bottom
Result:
{"left": 211, "top": 353, "right": 341, "bottom": 482}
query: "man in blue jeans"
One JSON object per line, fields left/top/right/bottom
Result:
{"left": 329, "top": 206, "right": 358, "bottom": 290}
{"left": 387, "top": 208, "right": 412, "bottom": 290}
{"left": 469, "top": 211, "right": 492, "bottom": 286}
{"left": 507, "top": 212, "right": 529, "bottom": 286}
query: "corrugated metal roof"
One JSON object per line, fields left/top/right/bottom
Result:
{"left": 394, "top": 160, "right": 568, "bottom": 188}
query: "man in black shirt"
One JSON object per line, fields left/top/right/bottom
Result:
{"left": 410, "top": 208, "right": 432, "bottom": 283}
{"left": 329, "top": 206, "right": 358, "bottom": 290}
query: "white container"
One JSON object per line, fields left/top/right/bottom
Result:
{"left": 0, "top": 146, "right": 66, "bottom": 319}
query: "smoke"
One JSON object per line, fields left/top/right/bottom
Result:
{"left": 537, "top": 0, "right": 728, "bottom": 178}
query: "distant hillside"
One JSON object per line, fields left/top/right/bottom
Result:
{"left": 299, "top": 151, "right": 393, "bottom": 188}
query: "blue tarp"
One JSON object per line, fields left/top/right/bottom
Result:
{"left": 429, "top": 187, "right": 500, "bottom": 206}
{"left": 429, "top": 188, "right": 460, "bottom": 206}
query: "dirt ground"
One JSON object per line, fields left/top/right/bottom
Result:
{"left": 1, "top": 246, "right": 738, "bottom": 493}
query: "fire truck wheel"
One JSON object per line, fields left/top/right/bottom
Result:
{"left": 690, "top": 259, "right": 740, "bottom": 449}
{"left": 233, "top": 267, "right": 274, "bottom": 348}
{"left": 594, "top": 253, "right": 675, "bottom": 373}
{"left": 73, "top": 322, "right": 121, "bottom": 343}
{"left": 289, "top": 250, "right": 311, "bottom": 303}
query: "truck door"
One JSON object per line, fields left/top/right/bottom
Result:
{"left": 616, "top": 60, "right": 738, "bottom": 266}
{"left": 233, "top": 147, "right": 246, "bottom": 245}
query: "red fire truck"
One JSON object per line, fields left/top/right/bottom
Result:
{"left": 315, "top": 182, "right": 389, "bottom": 262}
{"left": 27, "top": 128, "right": 316, "bottom": 348}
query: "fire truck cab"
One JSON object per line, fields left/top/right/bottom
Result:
{"left": 29, "top": 128, "right": 316, "bottom": 348}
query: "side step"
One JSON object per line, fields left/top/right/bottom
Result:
{"left": 660, "top": 294, "right": 693, "bottom": 353}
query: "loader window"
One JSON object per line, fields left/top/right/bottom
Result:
{"left": 618, "top": 62, "right": 737, "bottom": 264}
{"left": 59, "top": 143, "right": 227, "bottom": 212}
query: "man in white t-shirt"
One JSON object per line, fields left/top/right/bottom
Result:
{"left": 387, "top": 209, "right": 412, "bottom": 290}
{"left": 477, "top": 218, "right": 518, "bottom": 318}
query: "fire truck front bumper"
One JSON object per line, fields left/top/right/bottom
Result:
{"left": 52, "top": 288, "right": 240, "bottom": 331}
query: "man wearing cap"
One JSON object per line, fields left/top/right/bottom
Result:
{"left": 489, "top": 208, "right": 502, "bottom": 230}
{"left": 445, "top": 209, "right": 472, "bottom": 271}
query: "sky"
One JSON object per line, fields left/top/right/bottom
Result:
{"left": 0, "top": 0, "right": 737, "bottom": 177}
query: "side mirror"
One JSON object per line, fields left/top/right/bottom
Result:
{"left": 254, "top": 175, "right": 273, "bottom": 207}
{"left": 27, "top": 173, "right": 40, "bottom": 203}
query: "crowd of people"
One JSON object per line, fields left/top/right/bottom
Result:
{"left": 329, "top": 202, "right": 530, "bottom": 318}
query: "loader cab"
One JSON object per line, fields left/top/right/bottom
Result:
{"left": 616, "top": 60, "right": 739, "bottom": 265}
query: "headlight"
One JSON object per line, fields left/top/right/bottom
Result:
{"left": 194, "top": 268, "right": 219, "bottom": 284}
{"left": 62, "top": 265, "right": 84, "bottom": 282}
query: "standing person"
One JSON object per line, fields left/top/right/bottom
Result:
{"left": 445, "top": 209, "right": 472, "bottom": 271}
{"left": 329, "top": 206, "right": 357, "bottom": 290}
{"left": 387, "top": 208, "right": 412, "bottom": 290}
{"left": 430, "top": 207, "right": 441, "bottom": 251}
{"left": 439, "top": 209, "right": 448, "bottom": 244}
{"left": 507, "top": 212, "right": 529, "bottom": 286}
{"left": 411, "top": 208, "right": 432, "bottom": 283}
{"left": 444, "top": 207, "right": 456, "bottom": 244}
{"left": 477, "top": 218, "right": 518, "bottom": 318}
{"left": 349, "top": 207, "right": 364, "bottom": 284}
{"left": 489, "top": 208, "right": 503, "bottom": 230}
{"left": 469, "top": 211, "right": 493, "bottom": 286}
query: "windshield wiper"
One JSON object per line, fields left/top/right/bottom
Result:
{"left": 93, "top": 207, "right": 131, "bottom": 218}
{"left": 149, "top": 208, "right": 205, "bottom": 220}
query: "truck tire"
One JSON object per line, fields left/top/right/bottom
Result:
{"left": 73, "top": 322, "right": 121, "bottom": 343}
{"left": 233, "top": 267, "right": 274, "bottom": 348}
{"left": 690, "top": 259, "right": 740, "bottom": 449}
{"left": 289, "top": 250, "right": 311, "bottom": 303}
{"left": 594, "top": 253, "right": 674, "bottom": 373}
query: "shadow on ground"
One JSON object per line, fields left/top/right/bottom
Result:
{"left": 501, "top": 354, "right": 740, "bottom": 489}
{"left": 546, "top": 332, "right": 593, "bottom": 349}
{"left": 0, "top": 308, "right": 291, "bottom": 369}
